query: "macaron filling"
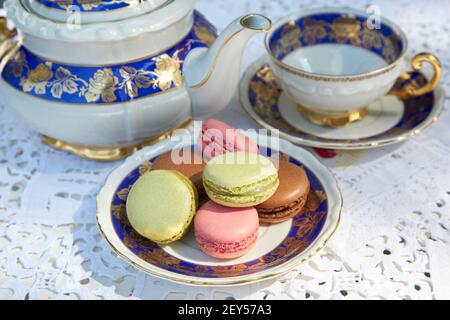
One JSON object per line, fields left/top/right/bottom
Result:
{"left": 203, "top": 173, "right": 278, "bottom": 195}
{"left": 256, "top": 160, "right": 311, "bottom": 223}
{"left": 204, "top": 174, "right": 279, "bottom": 205}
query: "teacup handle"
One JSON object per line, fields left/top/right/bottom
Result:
{"left": 390, "top": 53, "right": 442, "bottom": 99}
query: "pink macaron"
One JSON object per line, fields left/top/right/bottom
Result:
{"left": 199, "top": 119, "right": 259, "bottom": 159}
{"left": 194, "top": 201, "right": 259, "bottom": 259}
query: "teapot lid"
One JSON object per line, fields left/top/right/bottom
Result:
{"left": 24, "top": 0, "right": 171, "bottom": 24}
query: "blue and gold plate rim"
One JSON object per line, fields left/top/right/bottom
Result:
{"left": 96, "top": 134, "right": 343, "bottom": 286}
{"left": 240, "top": 56, "right": 445, "bottom": 150}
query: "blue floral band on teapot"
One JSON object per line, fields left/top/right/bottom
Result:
{"left": 35, "top": 0, "right": 149, "bottom": 12}
{"left": 1, "top": 11, "right": 217, "bottom": 105}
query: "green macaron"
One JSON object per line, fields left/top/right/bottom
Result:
{"left": 126, "top": 170, "right": 198, "bottom": 244}
{"left": 203, "top": 152, "right": 279, "bottom": 207}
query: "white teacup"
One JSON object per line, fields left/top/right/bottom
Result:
{"left": 265, "top": 8, "right": 441, "bottom": 126}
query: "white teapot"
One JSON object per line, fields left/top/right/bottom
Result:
{"left": 0, "top": 0, "right": 271, "bottom": 160}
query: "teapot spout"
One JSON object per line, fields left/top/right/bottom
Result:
{"left": 184, "top": 14, "right": 271, "bottom": 119}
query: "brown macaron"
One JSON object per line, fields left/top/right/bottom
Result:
{"left": 256, "top": 160, "right": 310, "bottom": 224}
{"left": 152, "top": 149, "right": 206, "bottom": 195}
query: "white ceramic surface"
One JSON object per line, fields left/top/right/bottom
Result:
{"left": 96, "top": 134, "right": 343, "bottom": 286}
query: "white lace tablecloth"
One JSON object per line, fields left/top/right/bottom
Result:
{"left": 1, "top": 0, "right": 449, "bottom": 300}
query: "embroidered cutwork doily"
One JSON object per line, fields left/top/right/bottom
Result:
{"left": 0, "top": 0, "right": 449, "bottom": 299}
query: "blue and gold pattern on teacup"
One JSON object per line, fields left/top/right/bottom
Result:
{"left": 268, "top": 13, "right": 404, "bottom": 64}
{"left": 1, "top": 12, "right": 217, "bottom": 104}
{"left": 36, "top": 0, "right": 148, "bottom": 12}
{"left": 248, "top": 64, "right": 435, "bottom": 144}
{"left": 110, "top": 146, "right": 328, "bottom": 278}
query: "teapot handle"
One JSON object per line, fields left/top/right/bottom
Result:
{"left": 389, "top": 53, "right": 442, "bottom": 99}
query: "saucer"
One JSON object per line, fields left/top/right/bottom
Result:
{"left": 96, "top": 134, "right": 342, "bottom": 286}
{"left": 240, "top": 57, "right": 445, "bottom": 150}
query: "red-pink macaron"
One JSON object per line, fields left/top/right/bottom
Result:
{"left": 194, "top": 201, "right": 259, "bottom": 259}
{"left": 199, "top": 119, "right": 259, "bottom": 159}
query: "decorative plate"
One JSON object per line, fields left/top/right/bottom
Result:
{"left": 240, "top": 56, "right": 445, "bottom": 150}
{"left": 96, "top": 134, "right": 342, "bottom": 286}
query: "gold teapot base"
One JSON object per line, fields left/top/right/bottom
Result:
{"left": 297, "top": 104, "right": 369, "bottom": 127}
{"left": 41, "top": 119, "right": 193, "bottom": 161}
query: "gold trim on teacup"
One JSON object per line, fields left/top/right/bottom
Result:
{"left": 41, "top": 119, "right": 193, "bottom": 161}
{"left": 297, "top": 104, "right": 369, "bottom": 127}
{"left": 271, "top": 57, "right": 399, "bottom": 82}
